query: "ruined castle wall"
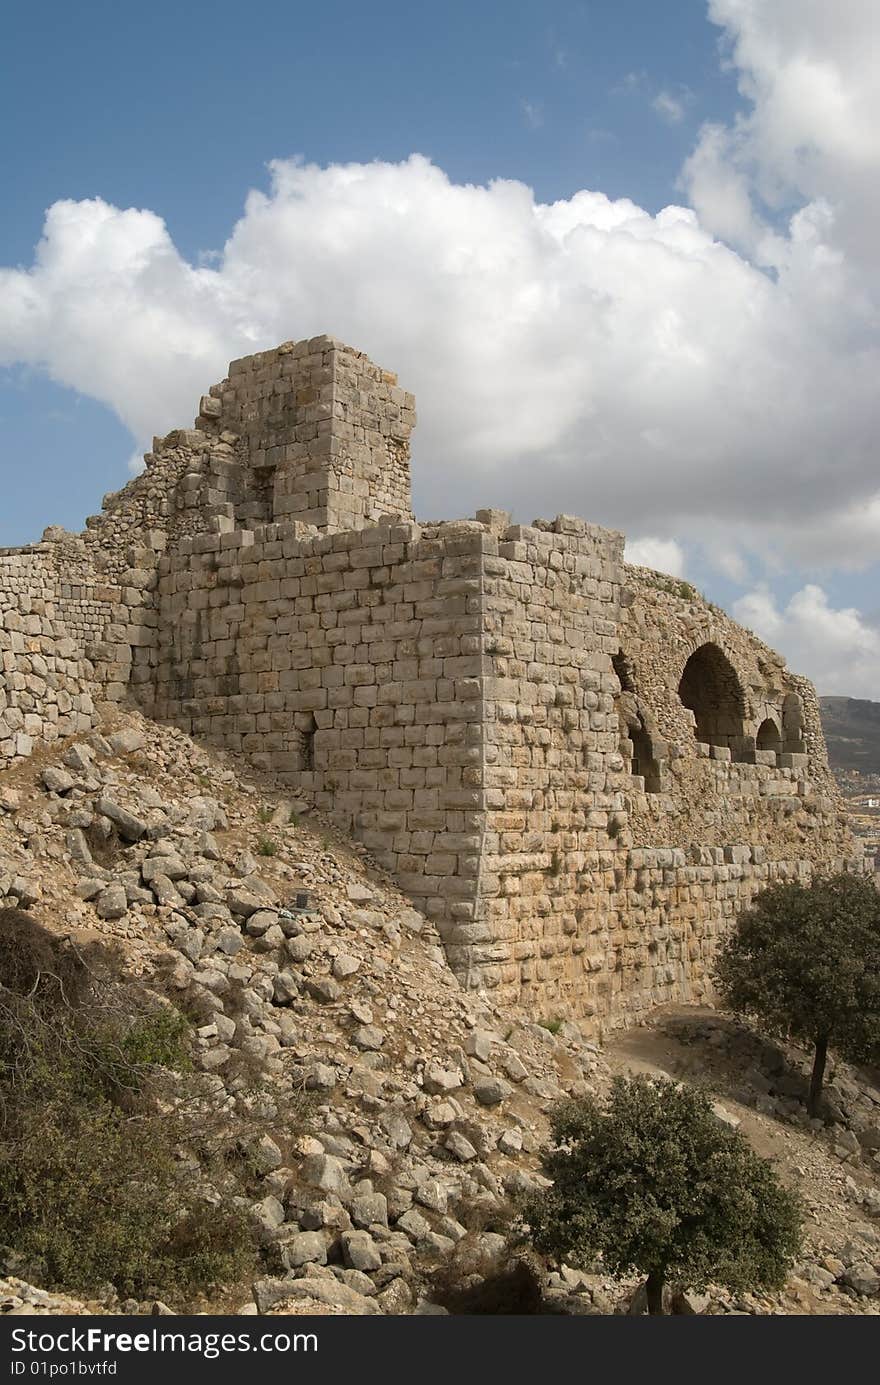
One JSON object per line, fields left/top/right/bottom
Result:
{"left": 145, "top": 517, "right": 487, "bottom": 933}
{"left": 462, "top": 516, "right": 629, "bottom": 1013}
{"left": 460, "top": 550, "right": 861, "bottom": 1030}
{"left": 3, "top": 333, "right": 861, "bottom": 1035}
{"left": 0, "top": 425, "right": 207, "bottom": 767}
{"left": 0, "top": 542, "right": 109, "bottom": 763}
{"left": 142, "top": 504, "right": 862, "bottom": 1033}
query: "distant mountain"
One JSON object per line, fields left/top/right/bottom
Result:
{"left": 819, "top": 696, "right": 880, "bottom": 776}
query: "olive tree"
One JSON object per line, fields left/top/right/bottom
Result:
{"left": 523, "top": 1075, "right": 801, "bottom": 1314}
{"left": 714, "top": 872, "right": 880, "bottom": 1117}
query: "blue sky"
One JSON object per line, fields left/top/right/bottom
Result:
{"left": 1, "top": 1, "right": 734, "bottom": 263}
{"left": 1, "top": 1, "right": 878, "bottom": 695}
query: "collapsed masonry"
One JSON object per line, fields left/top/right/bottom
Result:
{"left": 0, "top": 336, "right": 864, "bottom": 1029}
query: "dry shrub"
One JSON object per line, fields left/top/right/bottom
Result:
{"left": 0, "top": 907, "right": 93, "bottom": 1004}
{"left": 0, "top": 910, "right": 254, "bottom": 1303}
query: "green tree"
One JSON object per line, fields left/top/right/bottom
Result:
{"left": 523, "top": 1076, "right": 801, "bottom": 1314}
{"left": 714, "top": 872, "right": 880, "bottom": 1117}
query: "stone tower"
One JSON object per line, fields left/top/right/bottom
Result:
{"left": 197, "top": 336, "right": 416, "bottom": 533}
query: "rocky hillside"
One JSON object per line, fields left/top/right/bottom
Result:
{"left": 820, "top": 697, "right": 880, "bottom": 777}
{"left": 1, "top": 708, "right": 879, "bottom": 1316}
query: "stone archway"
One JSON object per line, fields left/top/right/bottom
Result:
{"left": 678, "top": 642, "right": 747, "bottom": 755}
{"left": 613, "top": 657, "right": 664, "bottom": 793}
{"left": 756, "top": 717, "right": 782, "bottom": 757}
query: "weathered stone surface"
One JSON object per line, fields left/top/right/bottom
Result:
{"left": 300, "top": 1153, "right": 350, "bottom": 1197}
{"left": 305, "top": 1063, "right": 336, "bottom": 1091}
{"left": 350, "top": 1192, "right": 388, "bottom": 1229}
{"left": 246, "top": 909, "right": 280, "bottom": 935}
{"left": 150, "top": 874, "right": 182, "bottom": 907}
{"left": 380, "top": 1112, "right": 412, "bottom": 1149}
{"left": 280, "top": 1232, "right": 329, "bottom": 1269}
{"left": 249, "top": 1196, "right": 285, "bottom": 1234}
{"left": 474, "top": 1076, "right": 513, "bottom": 1107}
{"left": 445, "top": 1131, "right": 478, "bottom": 1162}
{"left": 142, "top": 855, "right": 187, "bottom": 883}
{"left": 254, "top": 1277, "right": 381, "bottom": 1315}
{"left": 227, "top": 889, "right": 266, "bottom": 918}
{"left": 108, "top": 728, "right": 144, "bottom": 755}
{"left": 254, "top": 1135, "right": 284, "bottom": 1173}
{"left": 94, "top": 883, "right": 128, "bottom": 920}
{"left": 841, "top": 1264, "right": 880, "bottom": 1297}
{"left": 414, "top": 1180, "right": 448, "bottom": 1214}
{"left": 62, "top": 744, "right": 94, "bottom": 773}
{"left": 341, "top": 1230, "right": 382, "bottom": 1272}
{"left": 352, "top": 1024, "right": 385, "bottom": 1051}
{"left": 95, "top": 798, "right": 147, "bottom": 841}
{"left": 423, "top": 1065, "right": 461, "bottom": 1095}
{"left": 395, "top": 1209, "right": 430, "bottom": 1243}
{"left": 305, "top": 976, "right": 341, "bottom": 1004}
{"left": 332, "top": 953, "right": 361, "bottom": 980}
{"left": 41, "top": 767, "right": 75, "bottom": 795}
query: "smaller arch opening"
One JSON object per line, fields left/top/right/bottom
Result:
{"left": 296, "top": 713, "right": 317, "bottom": 772}
{"left": 623, "top": 716, "right": 662, "bottom": 794}
{"left": 756, "top": 717, "right": 781, "bottom": 758}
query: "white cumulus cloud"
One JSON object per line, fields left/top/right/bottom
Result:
{"left": 734, "top": 584, "right": 880, "bottom": 699}
{"left": 684, "top": 0, "right": 880, "bottom": 271}
{"left": 2, "top": 2, "right": 880, "bottom": 697}
{"left": 1, "top": 152, "right": 877, "bottom": 576}
{"left": 625, "top": 537, "right": 686, "bottom": 576}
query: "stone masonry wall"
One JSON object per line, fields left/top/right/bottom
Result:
{"left": 0, "top": 541, "right": 106, "bottom": 764}
{"left": 450, "top": 545, "right": 860, "bottom": 1029}
{"left": 2, "top": 334, "right": 863, "bottom": 1032}
{"left": 145, "top": 516, "right": 486, "bottom": 939}
{"left": 143, "top": 498, "right": 862, "bottom": 1033}
{"left": 0, "top": 420, "right": 217, "bottom": 766}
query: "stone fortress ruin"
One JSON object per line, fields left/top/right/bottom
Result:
{"left": 0, "top": 336, "right": 863, "bottom": 1030}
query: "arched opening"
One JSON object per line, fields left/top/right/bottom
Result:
{"left": 296, "top": 713, "right": 317, "bottom": 772}
{"left": 678, "top": 643, "right": 746, "bottom": 754}
{"left": 756, "top": 717, "right": 781, "bottom": 758}
{"left": 628, "top": 718, "right": 662, "bottom": 793}
{"left": 612, "top": 650, "right": 636, "bottom": 693}
{"left": 782, "top": 692, "right": 805, "bottom": 754}
{"left": 617, "top": 703, "right": 662, "bottom": 793}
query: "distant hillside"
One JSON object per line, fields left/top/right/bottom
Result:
{"left": 819, "top": 696, "right": 880, "bottom": 775}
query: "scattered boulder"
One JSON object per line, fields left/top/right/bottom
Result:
{"left": 95, "top": 798, "right": 147, "bottom": 842}
{"left": 41, "top": 767, "right": 75, "bottom": 795}
{"left": 94, "top": 883, "right": 128, "bottom": 920}
{"left": 474, "top": 1076, "right": 513, "bottom": 1107}
{"left": 108, "top": 728, "right": 144, "bottom": 756}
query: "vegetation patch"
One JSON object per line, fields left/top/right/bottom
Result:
{"left": 715, "top": 872, "right": 880, "bottom": 1116}
{"left": 0, "top": 910, "right": 254, "bottom": 1304}
{"left": 522, "top": 1074, "right": 802, "bottom": 1314}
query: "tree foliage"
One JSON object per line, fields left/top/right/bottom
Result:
{"left": 714, "top": 872, "right": 880, "bottom": 1114}
{"left": 523, "top": 1075, "right": 801, "bottom": 1313}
